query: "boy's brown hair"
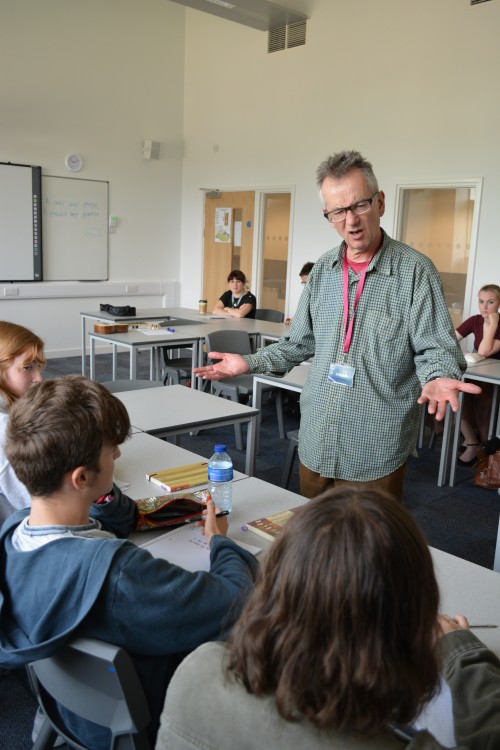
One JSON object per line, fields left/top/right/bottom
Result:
{"left": 6, "top": 375, "right": 130, "bottom": 496}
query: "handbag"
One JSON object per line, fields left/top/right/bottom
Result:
{"left": 134, "top": 489, "right": 211, "bottom": 531}
{"left": 474, "top": 446, "right": 500, "bottom": 490}
{"left": 100, "top": 303, "right": 137, "bottom": 317}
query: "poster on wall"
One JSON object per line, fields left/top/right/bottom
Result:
{"left": 214, "top": 207, "right": 232, "bottom": 243}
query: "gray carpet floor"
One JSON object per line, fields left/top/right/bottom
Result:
{"left": 1, "top": 351, "right": 499, "bottom": 749}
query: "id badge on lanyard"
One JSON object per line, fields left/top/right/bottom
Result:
{"left": 328, "top": 253, "right": 372, "bottom": 388}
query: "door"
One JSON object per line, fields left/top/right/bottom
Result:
{"left": 395, "top": 180, "right": 482, "bottom": 324}
{"left": 202, "top": 191, "right": 255, "bottom": 311}
{"left": 257, "top": 192, "right": 291, "bottom": 315}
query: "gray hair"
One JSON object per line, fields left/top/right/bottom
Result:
{"left": 316, "top": 150, "right": 379, "bottom": 205}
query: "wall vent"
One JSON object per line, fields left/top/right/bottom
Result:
{"left": 268, "top": 20, "right": 306, "bottom": 53}
{"left": 470, "top": 0, "right": 493, "bottom": 4}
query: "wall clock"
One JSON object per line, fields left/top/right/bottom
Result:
{"left": 64, "top": 153, "right": 83, "bottom": 172}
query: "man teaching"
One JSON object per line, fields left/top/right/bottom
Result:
{"left": 194, "top": 151, "right": 481, "bottom": 500}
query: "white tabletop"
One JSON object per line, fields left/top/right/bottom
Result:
{"left": 114, "top": 431, "right": 246, "bottom": 500}
{"left": 254, "top": 364, "right": 310, "bottom": 392}
{"left": 114, "top": 384, "right": 258, "bottom": 435}
{"left": 127, "top": 465, "right": 500, "bottom": 656}
{"left": 464, "top": 358, "right": 500, "bottom": 382}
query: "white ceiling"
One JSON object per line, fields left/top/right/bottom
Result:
{"left": 168, "top": 0, "right": 308, "bottom": 31}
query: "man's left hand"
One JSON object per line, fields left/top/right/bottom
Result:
{"left": 418, "top": 378, "right": 482, "bottom": 421}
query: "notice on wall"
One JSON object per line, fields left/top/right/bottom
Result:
{"left": 214, "top": 207, "right": 232, "bottom": 243}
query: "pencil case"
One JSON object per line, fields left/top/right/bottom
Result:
{"left": 134, "top": 489, "right": 211, "bottom": 531}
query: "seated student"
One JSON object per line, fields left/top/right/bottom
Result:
{"left": 158, "top": 487, "right": 500, "bottom": 750}
{"left": 0, "top": 375, "right": 258, "bottom": 750}
{"left": 285, "top": 261, "right": 315, "bottom": 324}
{"left": 455, "top": 283, "right": 500, "bottom": 465}
{"left": 213, "top": 270, "right": 256, "bottom": 318}
{"left": 0, "top": 321, "right": 46, "bottom": 523}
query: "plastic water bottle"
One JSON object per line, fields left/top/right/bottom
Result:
{"left": 208, "top": 444, "right": 233, "bottom": 512}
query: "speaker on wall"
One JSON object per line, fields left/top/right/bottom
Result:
{"left": 142, "top": 139, "right": 161, "bottom": 160}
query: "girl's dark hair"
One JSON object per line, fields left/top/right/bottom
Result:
{"left": 0, "top": 321, "right": 45, "bottom": 406}
{"left": 227, "top": 270, "right": 246, "bottom": 284}
{"left": 6, "top": 375, "right": 130, "bottom": 496}
{"left": 227, "top": 487, "right": 440, "bottom": 734}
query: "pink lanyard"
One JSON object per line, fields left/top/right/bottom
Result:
{"left": 342, "top": 253, "right": 372, "bottom": 354}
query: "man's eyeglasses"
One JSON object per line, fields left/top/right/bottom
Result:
{"left": 323, "top": 192, "right": 379, "bottom": 223}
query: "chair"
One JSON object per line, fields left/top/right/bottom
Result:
{"left": 161, "top": 346, "right": 193, "bottom": 386}
{"left": 101, "top": 379, "right": 163, "bottom": 393}
{"left": 205, "top": 329, "right": 285, "bottom": 451}
{"left": 254, "top": 308, "right": 285, "bottom": 323}
{"left": 28, "top": 637, "right": 151, "bottom": 750}
{"left": 281, "top": 429, "right": 299, "bottom": 488}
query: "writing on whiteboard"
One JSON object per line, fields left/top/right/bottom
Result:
{"left": 44, "top": 197, "right": 101, "bottom": 221}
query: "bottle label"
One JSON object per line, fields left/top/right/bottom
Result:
{"left": 208, "top": 467, "right": 233, "bottom": 482}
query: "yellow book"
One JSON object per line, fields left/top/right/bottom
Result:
{"left": 146, "top": 462, "right": 208, "bottom": 493}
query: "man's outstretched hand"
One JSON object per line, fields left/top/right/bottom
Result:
{"left": 418, "top": 378, "right": 482, "bottom": 421}
{"left": 193, "top": 352, "right": 249, "bottom": 382}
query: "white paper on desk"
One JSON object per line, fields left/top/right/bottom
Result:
{"left": 139, "top": 524, "right": 261, "bottom": 572}
{"left": 140, "top": 328, "right": 174, "bottom": 335}
{"left": 413, "top": 678, "right": 456, "bottom": 747}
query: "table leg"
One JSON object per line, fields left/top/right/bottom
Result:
{"left": 196, "top": 339, "right": 204, "bottom": 390}
{"left": 493, "top": 511, "right": 500, "bottom": 573}
{"left": 112, "top": 344, "right": 117, "bottom": 381}
{"left": 245, "top": 414, "right": 258, "bottom": 476}
{"left": 251, "top": 379, "right": 265, "bottom": 458}
{"left": 81, "top": 316, "right": 87, "bottom": 375}
{"left": 89, "top": 336, "right": 96, "bottom": 380}
{"left": 130, "top": 348, "right": 138, "bottom": 379}
{"left": 448, "top": 393, "right": 464, "bottom": 487}
{"left": 489, "top": 384, "right": 499, "bottom": 438}
{"left": 191, "top": 345, "right": 197, "bottom": 389}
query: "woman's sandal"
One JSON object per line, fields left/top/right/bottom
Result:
{"left": 457, "top": 443, "right": 480, "bottom": 467}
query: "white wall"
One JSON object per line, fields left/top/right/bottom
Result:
{"left": 0, "top": 0, "right": 185, "bottom": 355}
{"left": 179, "top": 0, "right": 500, "bottom": 318}
{"left": 2, "top": 0, "right": 499, "bottom": 355}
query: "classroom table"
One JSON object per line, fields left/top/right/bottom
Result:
{"left": 251, "top": 364, "right": 310, "bottom": 464}
{"left": 81, "top": 307, "right": 190, "bottom": 376}
{"left": 113, "top": 384, "right": 259, "bottom": 476}
{"left": 88, "top": 325, "right": 203, "bottom": 382}
{"left": 447, "top": 358, "right": 500, "bottom": 488}
{"left": 250, "top": 364, "right": 455, "bottom": 485}
{"left": 114, "top": 431, "right": 246, "bottom": 499}
{"left": 130, "top": 468, "right": 500, "bottom": 656}
{"left": 82, "top": 306, "right": 287, "bottom": 383}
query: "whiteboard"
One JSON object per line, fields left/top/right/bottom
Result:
{"left": 0, "top": 163, "right": 42, "bottom": 281}
{"left": 42, "top": 175, "right": 108, "bottom": 280}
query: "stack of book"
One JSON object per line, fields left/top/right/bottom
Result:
{"left": 146, "top": 462, "right": 208, "bottom": 492}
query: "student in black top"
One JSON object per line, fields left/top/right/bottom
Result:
{"left": 213, "top": 270, "right": 256, "bottom": 319}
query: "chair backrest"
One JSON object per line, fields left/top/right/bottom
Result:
{"left": 205, "top": 329, "right": 253, "bottom": 358}
{"left": 101, "top": 379, "right": 163, "bottom": 393}
{"left": 28, "top": 637, "right": 151, "bottom": 750}
{"left": 254, "top": 308, "right": 284, "bottom": 323}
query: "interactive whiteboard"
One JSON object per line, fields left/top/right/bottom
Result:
{"left": 42, "top": 175, "right": 108, "bottom": 280}
{"left": 0, "top": 163, "right": 42, "bottom": 281}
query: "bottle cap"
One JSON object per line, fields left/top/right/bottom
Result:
{"left": 214, "top": 444, "right": 227, "bottom": 452}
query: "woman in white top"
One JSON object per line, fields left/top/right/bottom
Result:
{"left": 0, "top": 321, "right": 45, "bottom": 523}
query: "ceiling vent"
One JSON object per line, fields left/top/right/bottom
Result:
{"left": 268, "top": 19, "right": 306, "bottom": 52}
